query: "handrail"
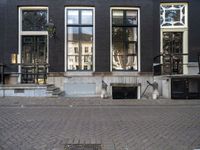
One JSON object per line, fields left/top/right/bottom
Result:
{"left": 19, "top": 63, "right": 49, "bottom": 84}
{"left": 0, "top": 63, "right": 5, "bottom": 84}
{"left": 153, "top": 53, "right": 188, "bottom": 76}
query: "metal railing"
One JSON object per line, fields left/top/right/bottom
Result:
{"left": 153, "top": 53, "right": 188, "bottom": 76}
{"left": 0, "top": 63, "right": 5, "bottom": 84}
{"left": 20, "top": 63, "right": 49, "bottom": 84}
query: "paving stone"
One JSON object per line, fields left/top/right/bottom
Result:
{"left": 0, "top": 98, "right": 200, "bottom": 150}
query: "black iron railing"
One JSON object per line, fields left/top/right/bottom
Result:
{"left": 0, "top": 63, "right": 5, "bottom": 84}
{"left": 20, "top": 63, "right": 49, "bottom": 84}
{"left": 198, "top": 54, "right": 200, "bottom": 74}
{"left": 153, "top": 53, "right": 188, "bottom": 76}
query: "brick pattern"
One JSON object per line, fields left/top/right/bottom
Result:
{"left": 0, "top": 104, "right": 200, "bottom": 150}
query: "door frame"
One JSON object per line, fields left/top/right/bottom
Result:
{"left": 18, "top": 7, "right": 49, "bottom": 83}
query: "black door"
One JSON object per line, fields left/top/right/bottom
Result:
{"left": 21, "top": 36, "right": 47, "bottom": 83}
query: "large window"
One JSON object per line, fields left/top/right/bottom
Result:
{"left": 65, "top": 8, "right": 94, "bottom": 71}
{"left": 111, "top": 8, "right": 139, "bottom": 71}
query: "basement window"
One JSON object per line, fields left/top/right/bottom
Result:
{"left": 111, "top": 83, "right": 138, "bottom": 99}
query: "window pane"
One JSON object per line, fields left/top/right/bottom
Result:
{"left": 22, "top": 36, "right": 47, "bottom": 64}
{"left": 112, "top": 10, "right": 123, "bottom": 25}
{"left": 36, "top": 36, "right": 47, "bottom": 63}
{"left": 113, "top": 55, "right": 137, "bottom": 70}
{"left": 68, "top": 56, "right": 79, "bottom": 70}
{"left": 112, "top": 27, "right": 123, "bottom": 42}
{"left": 81, "top": 43, "right": 93, "bottom": 55}
{"left": 165, "top": 9, "right": 180, "bottom": 22}
{"left": 81, "top": 56, "right": 93, "bottom": 70}
{"left": 112, "top": 41, "right": 124, "bottom": 56}
{"left": 126, "top": 11, "right": 137, "bottom": 25}
{"left": 80, "top": 27, "right": 93, "bottom": 42}
{"left": 126, "top": 28, "right": 137, "bottom": 42}
{"left": 68, "top": 42, "right": 79, "bottom": 55}
{"left": 67, "top": 10, "right": 79, "bottom": 24}
{"left": 22, "top": 10, "right": 47, "bottom": 31}
{"left": 68, "top": 27, "right": 79, "bottom": 42}
{"left": 81, "top": 10, "right": 93, "bottom": 24}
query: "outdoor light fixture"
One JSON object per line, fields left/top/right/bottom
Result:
{"left": 11, "top": 53, "right": 18, "bottom": 64}
{"left": 46, "top": 20, "right": 56, "bottom": 38}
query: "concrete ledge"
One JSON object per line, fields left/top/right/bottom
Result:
{"left": 110, "top": 83, "right": 141, "bottom": 87}
{"left": 0, "top": 84, "right": 48, "bottom": 97}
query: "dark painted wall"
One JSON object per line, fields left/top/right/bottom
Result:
{"left": 0, "top": 0, "right": 6, "bottom": 64}
{"left": 1, "top": 0, "right": 200, "bottom": 73}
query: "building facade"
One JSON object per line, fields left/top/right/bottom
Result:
{"left": 0, "top": 0, "right": 200, "bottom": 98}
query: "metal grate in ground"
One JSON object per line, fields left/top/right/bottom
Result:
{"left": 64, "top": 144, "right": 102, "bottom": 150}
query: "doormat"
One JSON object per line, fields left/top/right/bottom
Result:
{"left": 64, "top": 144, "right": 102, "bottom": 150}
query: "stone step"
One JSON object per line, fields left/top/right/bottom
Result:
{"left": 46, "top": 84, "right": 65, "bottom": 97}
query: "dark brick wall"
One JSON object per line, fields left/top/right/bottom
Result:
{"left": 1, "top": 0, "right": 200, "bottom": 73}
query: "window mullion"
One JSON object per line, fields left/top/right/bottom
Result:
{"left": 78, "top": 26, "right": 81, "bottom": 70}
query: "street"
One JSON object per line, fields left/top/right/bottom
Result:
{"left": 0, "top": 103, "right": 200, "bottom": 150}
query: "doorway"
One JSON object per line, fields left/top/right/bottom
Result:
{"left": 162, "top": 32, "right": 183, "bottom": 74}
{"left": 21, "top": 35, "right": 48, "bottom": 84}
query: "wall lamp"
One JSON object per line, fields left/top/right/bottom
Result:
{"left": 46, "top": 20, "right": 56, "bottom": 38}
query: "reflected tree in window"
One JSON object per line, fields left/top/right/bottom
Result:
{"left": 112, "top": 10, "right": 138, "bottom": 71}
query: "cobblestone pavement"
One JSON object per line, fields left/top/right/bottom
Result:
{"left": 0, "top": 99, "right": 200, "bottom": 150}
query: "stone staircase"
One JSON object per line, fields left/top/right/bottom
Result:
{"left": 46, "top": 84, "right": 65, "bottom": 97}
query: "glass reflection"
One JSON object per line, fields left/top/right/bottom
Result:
{"left": 22, "top": 36, "right": 47, "bottom": 64}
{"left": 67, "top": 9, "right": 93, "bottom": 71}
{"left": 113, "top": 55, "right": 137, "bottom": 70}
{"left": 80, "top": 27, "right": 93, "bottom": 42}
{"left": 112, "top": 9, "right": 138, "bottom": 71}
{"left": 68, "top": 56, "right": 79, "bottom": 70}
{"left": 68, "top": 27, "right": 79, "bottom": 42}
{"left": 126, "top": 11, "right": 137, "bottom": 25}
{"left": 112, "top": 27, "right": 123, "bottom": 42}
{"left": 67, "top": 10, "right": 79, "bottom": 24}
{"left": 165, "top": 10, "right": 180, "bottom": 22}
{"left": 68, "top": 42, "right": 79, "bottom": 55}
{"left": 82, "top": 56, "right": 92, "bottom": 70}
{"left": 160, "top": 4, "right": 186, "bottom": 27}
{"left": 22, "top": 10, "right": 47, "bottom": 31}
{"left": 126, "top": 28, "right": 137, "bottom": 42}
{"left": 81, "top": 10, "right": 93, "bottom": 24}
{"left": 112, "top": 10, "right": 123, "bottom": 25}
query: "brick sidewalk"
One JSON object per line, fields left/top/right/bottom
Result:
{"left": 0, "top": 105, "right": 200, "bottom": 150}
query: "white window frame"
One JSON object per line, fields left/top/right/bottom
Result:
{"left": 64, "top": 7, "right": 95, "bottom": 73}
{"left": 110, "top": 7, "right": 141, "bottom": 72}
{"left": 160, "top": 3, "right": 188, "bottom": 74}
{"left": 18, "top": 7, "right": 49, "bottom": 83}
{"left": 160, "top": 3, "right": 188, "bottom": 29}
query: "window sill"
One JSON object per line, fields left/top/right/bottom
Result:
{"left": 111, "top": 71, "right": 140, "bottom": 76}
{"left": 64, "top": 71, "right": 93, "bottom": 77}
